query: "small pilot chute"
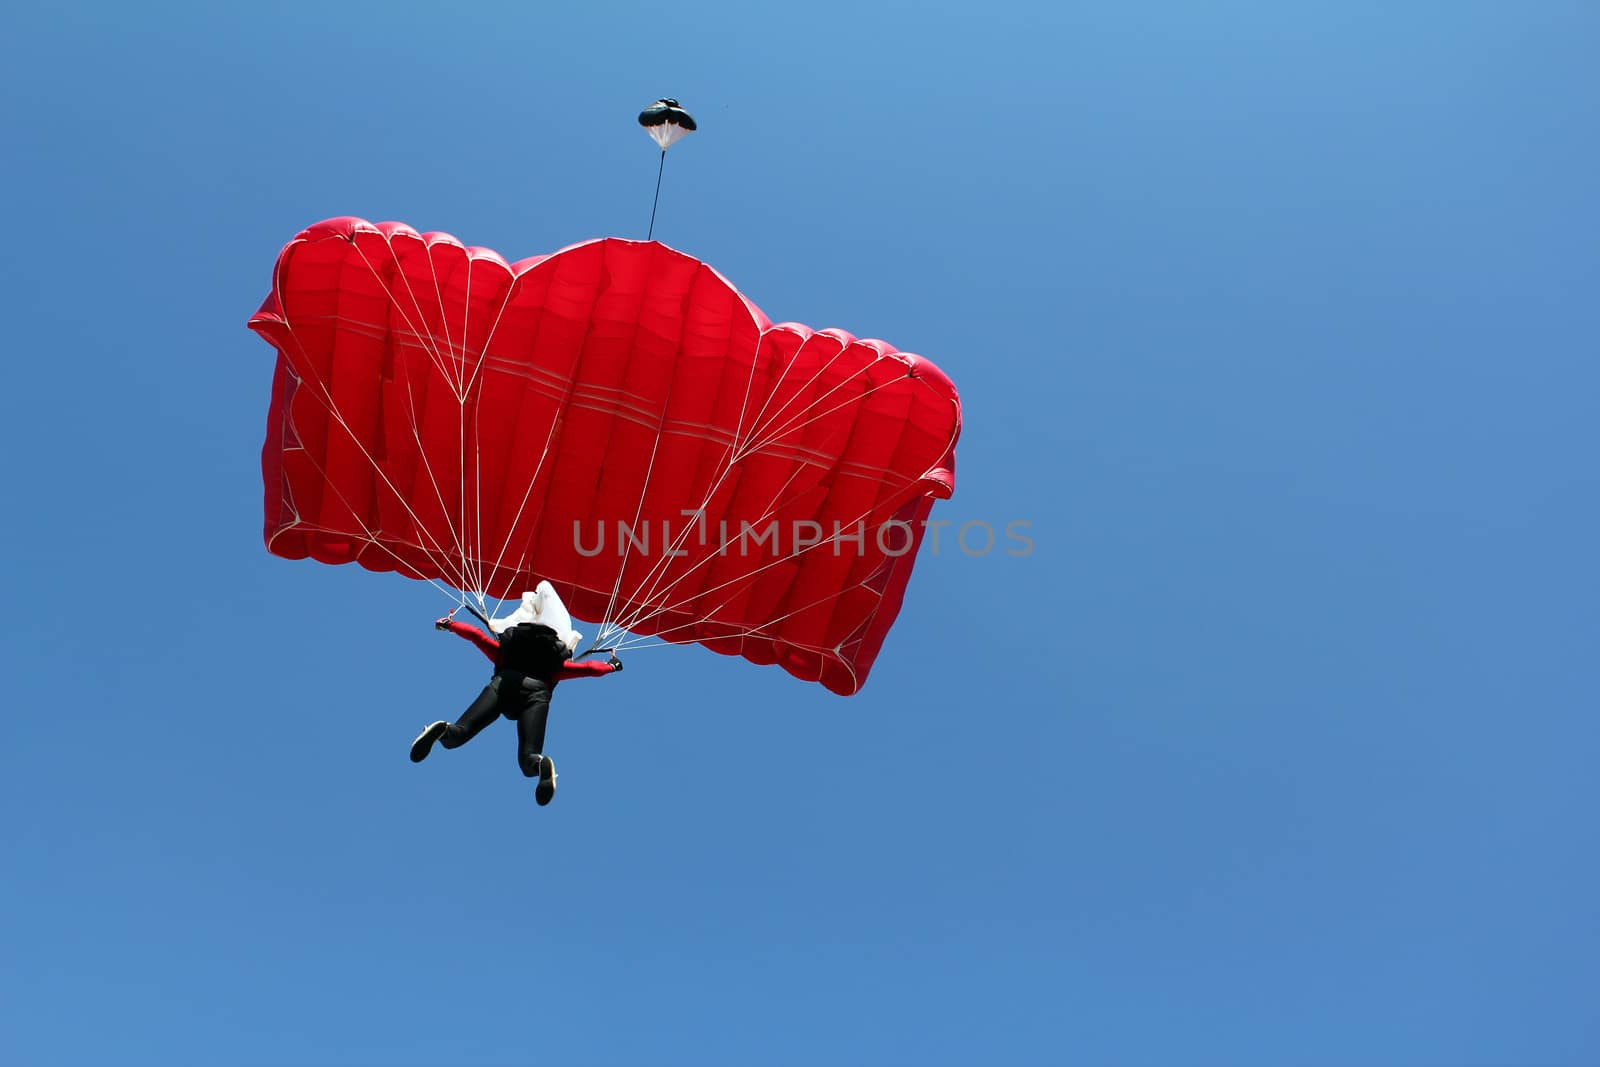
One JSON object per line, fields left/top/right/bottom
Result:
{"left": 638, "top": 98, "right": 697, "bottom": 239}
{"left": 637, "top": 98, "right": 697, "bottom": 150}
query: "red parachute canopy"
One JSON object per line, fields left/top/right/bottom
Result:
{"left": 248, "top": 218, "right": 960, "bottom": 694}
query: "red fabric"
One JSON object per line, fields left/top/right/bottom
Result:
{"left": 442, "top": 620, "right": 617, "bottom": 681}
{"left": 249, "top": 217, "right": 961, "bottom": 695}
{"left": 442, "top": 619, "right": 500, "bottom": 662}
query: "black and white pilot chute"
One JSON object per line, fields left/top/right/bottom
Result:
{"left": 638, "top": 98, "right": 698, "bottom": 151}
{"left": 638, "top": 99, "right": 697, "bottom": 239}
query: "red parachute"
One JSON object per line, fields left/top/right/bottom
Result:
{"left": 249, "top": 218, "right": 960, "bottom": 694}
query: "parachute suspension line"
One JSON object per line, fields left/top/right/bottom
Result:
{"left": 416, "top": 234, "right": 484, "bottom": 602}
{"left": 735, "top": 344, "right": 871, "bottom": 462}
{"left": 353, "top": 231, "right": 520, "bottom": 606}
{"left": 356, "top": 236, "right": 458, "bottom": 393}
{"left": 598, "top": 417, "right": 923, "bottom": 644}
{"left": 596, "top": 363, "right": 911, "bottom": 646}
{"left": 455, "top": 258, "right": 534, "bottom": 606}
{"left": 647, "top": 150, "right": 666, "bottom": 241}
{"left": 597, "top": 448, "right": 811, "bottom": 644}
{"left": 591, "top": 464, "right": 737, "bottom": 649}
{"left": 601, "top": 374, "right": 863, "bottom": 636}
{"left": 269, "top": 313, "right": 473, "bottom": 596}
{"left": 591, "top": 432, "right": 752, "bottom": 648}
{"left": 344, "top": 237, "right": 475, "bottom": 574}
{"left": 462, "top": 263, "right": 520, "bottom": 607}
{"left": 459, "top": 403, "right": 471, "bottom": 594}
{"left": 261, "top": 403, "right": 464, "bottom": 604}
{"left": 593, "top": 319, "right": 769, "bottom": 648}
{"left": 604, "top": 477, "right": 871, "bottom": 643}
{"left": 457, "top": 254, "right": 519, "bottom": 604}
{"left": 598, "top": 466, "right": 823, "bottom": 644}
{"left": 607, "top": 570, "right": 885, "bottom": 663}
{"left": 596, "top": 342, "right": 678, "bottom": 640}
{"left": 740, "top": 376, "right": 901, "bottom": 466}
{"left": 478, "top": 308, "right": 608, "bottom": 607}
{"left": 456, "top": 249, "right": 474, "bottom": 597}
{"left": 604, "top": 513, "right": 897, "bottom": 657}
{"left": 586, "top": 253, "right": 699, "bottom": 643}
{"left": 357, "top": 235, "right": 506, "bottom": 609}
{"left": 477, "top": 430, "right": 559, "bottom": 609}
{"left": 734, "top": 338, "right": 846, "bottom": 462}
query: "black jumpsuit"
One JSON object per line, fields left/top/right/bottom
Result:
{"left": 439, "top": 624, "right": 569, "bottom": 777}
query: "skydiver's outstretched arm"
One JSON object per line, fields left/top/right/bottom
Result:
{"left": 553, "top": 655, "right": 623, "bottom": 682}
{"left": 435, "top": 617, "right": 500, "bottom": 663}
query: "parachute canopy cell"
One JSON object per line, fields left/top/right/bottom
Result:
{"left": 248, "top": 218, "right": 960, "bottom": 694}
{"left": 638, "top": 98, "right": 697, "bottom": 150}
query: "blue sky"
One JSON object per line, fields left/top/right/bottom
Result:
{"left": 3, "top": 2, "right": 1597, "bottom": 1064}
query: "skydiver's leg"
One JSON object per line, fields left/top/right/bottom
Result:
{"left": 441, "top": 677, "right": 506, "bottom": 748}
{"left": 412, "top": 676, "right": 512, "bottom": 763}
{"left": 515, "top": 679, "right": 553, "bottom": 778}
{"left": 514, "top": 680, "right": 559, "bottom": 805}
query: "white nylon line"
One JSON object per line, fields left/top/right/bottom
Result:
{"left": 461, "top": 263, "right": 521, "bottom": 608}
{"left": 459, "top": 263, "right": 522, "bottom": 401}
{"left": 737, "top": 357, "right": 895, "bottom": 465}
{"left": 476, "top": 275, "right": 610, "bottom": 605}
{"left": 612, "top": 573, "right": 881, "bottom": 651}
{"left": 421, "top": 231, "right": 460, "bottom": 394}
{"left": 587, "top": 361, "right": 931, "bottom": 638}
{"left": 606, "top": 573, "right": 882, "bottom": 692}
{"left": 736, "top": 334, "right": 856, "bottom": 457}
{"left": 597, "top": 433, "right": 828, "bottom": 643}
{"left": 271, "top": 313, "right": 471, "bottom": 590}
{"left": 593, "top": 270, "right": 697, "bottom": 634}
{"left": 591, "top": 463, "right": 739, "bottom": 648}
{"left": 588, "top": 404, "right": 928, "bottom": 646}
{"left": 349, "top": 236, "right": 527, "bottom": 607}
{"left": 599, "top": 384, "right": 902, "bottom": 642}
{"left": 343, "top": 238, "right": 479, "bottom": 570}
{"left": 351, "top": 234, "right": 463, "bottom": 397}
{"left": 362, "top": 235, "right": 529, "bottom": 594}
{"left": 459, "top": 252, "right": 474, "bottom": 597}
{"left": 419, "top": 239, "right": 478, "bottom": 601}
{"left": 598, "top": 434, "right": 912, "bottom": 644}
{"left": 597, "top": 414, "right": 668, "bottom": 637}
{"left": 389, "top": 333, "right": 476, "bottom": 575}
{"left": 599, "top": 476, "right": 916, "bottom": 646}
{"left": 283, "top": 383, "right": 468, "bottom": 594}
{"left": 727, "top": 327, "right": 818, "bottom": 464}
{"left": 592, "top": 441, "right": 774, "bottom": 645}
{"left": 276, "top": 312, "right": 474, "bottom": 392}
{"left": 591, "top": 310, "right": 775, "bottom": 646}
{"left": 344, "top": 247, "right": 473, "bottom": 572}
{"left": 271, "top": 375, "right": 472, "bottom": 599}
{"left": 476, "top": 422, "right": 561, "bottom": 603}
{"left": 595, "top": 286, "right": 757, "bottom": 642}
{"left": 597, "top": 377, "right": 962, "bottom": 642}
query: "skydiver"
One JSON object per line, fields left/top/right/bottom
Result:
{"left": 409, "top": 617, "right": 622, "bottom": 806}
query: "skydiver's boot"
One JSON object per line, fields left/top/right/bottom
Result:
{"left": 534, "top": 754, "right": 558, "bottom": 806}
{"left": 410, "top": 721, "right": 449, "bottom": 763}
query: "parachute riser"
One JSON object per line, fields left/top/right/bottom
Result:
{"left": 451, "top": 602, "right": 494, "bottom": 632}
